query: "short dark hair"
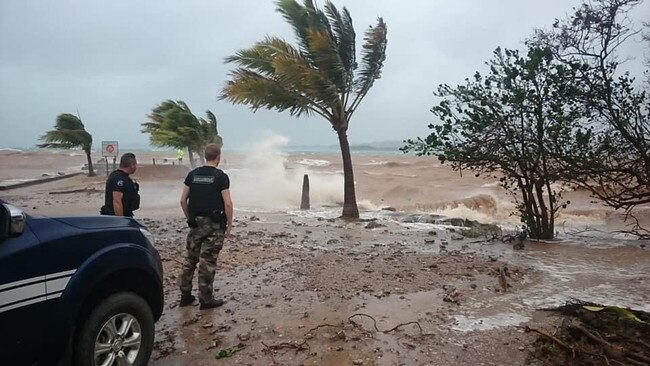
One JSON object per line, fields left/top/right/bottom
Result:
{"left": 119, "top": 153, "right": 137, "bottom": 168}
{"left": 204, "top": 144, "right": 221, "bottom": 161}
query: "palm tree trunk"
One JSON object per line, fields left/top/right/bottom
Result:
{"left": 337, "top": 129, "right": 359, "bottom": 219}
{"left": 188, "top": 149, "right": 196, "bottom": 168}
{"left": 198, "top": 148, "right": 206, "bottom": 165}
{"left": 85, "top": 150, "right": 96, "bottom": 177}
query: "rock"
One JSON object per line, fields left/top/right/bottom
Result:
{"left": 249, "top": 216, "right": 260, "bottom": 221}
{"left": 470, "top": 283, "right": 478, "bottom": 289}
{"left": 488, "top": 255, "right": 498, "bottom": 262}
{"left": 365, "top": 221, "right": 385, "bottom": 229}
{"left": 401, "top": 214, "right": 444, "bottom": 224}
{"left": 353, "top": 360, "right": 364, "bottom": 365}
{"left": 428, "top": 231, "right": 438, "bottom": 236}
{"left": 451, "top": 233, "right": 465, "bottom": 240}
{"left": 518, "top": 346, "right": 525, "bottom": 351}
{"left": 237, "top": 332, "right": 251, "bottom": 342}
{"left": 424, "top": 238, "right": 435, "bottom": 244}
{"left": 327, "top": 239, "right": 340, "bottom": 245}
{"left": 440, "top": 239, "right": 448, "bottom": 245}
{"left": 381, "top": 207, "right": 397, "bottom": 212}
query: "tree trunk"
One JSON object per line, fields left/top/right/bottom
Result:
{"left": 337, "top": 129, "right": 359, "bottom": 219}
{"left": 85, "top": 150, "right": 96, "bottom": 177}
{"left": 188, "top": 149, "right": 196, "bottom": 168}
{"left": 198, "top": 148, "right": 206, "bottom": 165}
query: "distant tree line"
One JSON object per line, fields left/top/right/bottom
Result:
{"left": 404, "top": 0, "right": 650, "bottom": 239}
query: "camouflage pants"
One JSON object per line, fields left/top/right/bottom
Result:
{"left": 178, "top": 216, "right": 225, "bottom": 303}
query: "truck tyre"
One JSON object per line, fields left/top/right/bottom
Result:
{"left": 74, "top": 292, "right": 154, "bottom": 366}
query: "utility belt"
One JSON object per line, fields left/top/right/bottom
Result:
{"left": 191, "top": 209, "right": 227, "bottom": 228}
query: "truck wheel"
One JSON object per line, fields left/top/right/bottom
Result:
{"left": 74, "top": 292, "right": 154, "bottom": 366}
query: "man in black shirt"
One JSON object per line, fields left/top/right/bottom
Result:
{"left": 179, "top": 144, "right": 233, "bottom": 309}
{"left": 100, "top": 153, "right": 140, "bottom": 217}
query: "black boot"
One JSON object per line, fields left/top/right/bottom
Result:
{"left": 179, "top": 294, "right": 196, "bottom": 307}
{"left": 199, "top": 298, "right": 224, "bottom": 309}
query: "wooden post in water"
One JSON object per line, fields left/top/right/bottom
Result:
{"left": 301, "top": 174, "right": 310, "bottom": 210}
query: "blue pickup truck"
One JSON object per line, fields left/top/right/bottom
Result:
{"left": 0, "top": 200, "right": 164, "bottom": 366}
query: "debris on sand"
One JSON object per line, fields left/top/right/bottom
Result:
{"left": 527, "top": 300, "right": 650, "bottom": 366}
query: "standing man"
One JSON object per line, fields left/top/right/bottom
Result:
{"left": 100, "top": 152, "right": 140, "bottom": 217}
{"left": 179, "top": 144, "right": 233, "bottom": 309}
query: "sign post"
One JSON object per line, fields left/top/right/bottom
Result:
{"left": 101, "top": 141, "right": 119, "bottom": 177}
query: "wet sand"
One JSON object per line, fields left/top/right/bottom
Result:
{"left": 1, "top": 151, "right": 649, "bottom": 365}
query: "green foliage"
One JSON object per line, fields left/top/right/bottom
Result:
{"left": 529, "top": 0, "right": 650, "bottom": 229}
{"left": 403, "top": 47, "right": 581, "bottom": 239}
{"left": 39, "top": 114, "right": 92, "bottom": 152}
{"left": 215, "top": 346, "right": 244, "bottom": 359}
{"left": 142, "top": 100, "right": 222, "bottom": 160}
{"left": 39, "top": 113, "right": 95, "bottom": 176}
{"left": 220, "top": 0, "right": 388, "bottom": 219}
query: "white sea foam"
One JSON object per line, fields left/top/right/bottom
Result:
{"left": 362, "top": 160, "right": 388, "bottom": 166}
{"left": 295, "top": 158, "right": 331, "bottom": 167}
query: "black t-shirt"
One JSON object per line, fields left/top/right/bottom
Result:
{"left": 102, "top": 170, "right": 139, "bottom": 217}
{"left": 184, "top": 166, "right": 230, "bottom": 216}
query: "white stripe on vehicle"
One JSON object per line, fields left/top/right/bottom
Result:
{"left": 0, "top": 295, "right": 49, "bottom": 313}
{"left": 45, "top": 269, "right": 76, "bottom": 279}
{"left": 45, "top": 276, "right": 71, "bottom": 294}
{"left": 46, "top": 292, "right": 63, "bottom": 300}
{"left": 0, "top": 269, "right": 76, "bottom": 312}
{"left": 0, "top": 275, "right": 46, "bottom": 291}
{"left": 0, "top": 282, "right": 46, "bottom": 307}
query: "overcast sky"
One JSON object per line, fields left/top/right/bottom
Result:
{"left": 1, "top": 0, "right": 648, "bottom": 149}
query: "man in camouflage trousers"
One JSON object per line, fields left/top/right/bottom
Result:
{"left": 179, "top": 144, "right": 233, "bottom": 309}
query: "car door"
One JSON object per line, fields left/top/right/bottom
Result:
{"left": 0, "top": 218, "right": 48, "bottom": 365}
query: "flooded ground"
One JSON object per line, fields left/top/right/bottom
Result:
{"left": 1, "top": 150, "right": 648, "bottom": 365}
{"left": 138, "top": 210, "right": 648, "bottom": 366}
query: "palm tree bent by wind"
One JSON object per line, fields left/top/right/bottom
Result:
{"left": 220, "top": 0, "right": 387, "bottom": 219}
{"left": 39, "top": 113, "right": 95, "bottom": 177}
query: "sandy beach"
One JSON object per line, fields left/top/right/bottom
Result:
{"left": 1, "top": 148, "right": 649, "bottom": 365}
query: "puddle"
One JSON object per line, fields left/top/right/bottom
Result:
{"left": 452, "top": 313, "right": 531, "bottom": 332}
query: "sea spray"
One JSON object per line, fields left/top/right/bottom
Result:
{"left": 228, "top": 134, "right": 343, "bottom": 211}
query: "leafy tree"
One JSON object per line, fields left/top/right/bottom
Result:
{"left": 38, "top": 113, "right": 95, "bottom": 177}
{"left": 403, "top": 47, "right": 582, "bottom": 239}
{"left": 220, "top": 0, "right": 388, "bottom": 219}
{"left": 530, "top": 0, "right": 650, "bottom": 236}
{"left": 142, "top": 100, "right": 222, "bottom": 168}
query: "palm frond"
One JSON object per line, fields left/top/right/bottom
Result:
{"left": 307, "top": 29, "right": 346, "bottom": 90}
{"left": 38, "top": 129, "right": 91, "bottom": 150}
{"left": 220, "top": 68, "right": 320, "bottom": 118}
{"left": 276, "top": 0, "right": 312, "bottom": 53}
{"left": 54, "top": 113, "right": 85, "bottom": 130}
{"left": 324, "top": 2, "right": 356, "bottom": 84}
{"left": 350, "top": 17, "right": 387, "bottom": 112}
{"left": 354, "top": 17, "right": 387, "bottom": 95}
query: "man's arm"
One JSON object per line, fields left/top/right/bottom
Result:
{"left": 221, "top": 189, "right": 233, "bottom": 237}
{"left": 180, "top": 185, "right": 190, "bottom": 220}
{"left": 112, "top": 191, "right": 124, "bottom": 216}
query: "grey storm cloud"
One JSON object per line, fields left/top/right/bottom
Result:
{"left": 1, "top": 0, "right": 648, "bottom": 149}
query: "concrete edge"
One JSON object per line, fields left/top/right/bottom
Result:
{"left": 0, "top": 172, "right": 85, "bottom": 191}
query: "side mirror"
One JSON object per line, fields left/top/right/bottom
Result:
{"left": 1, "top": 203, "right": 26, "bottom": 238}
